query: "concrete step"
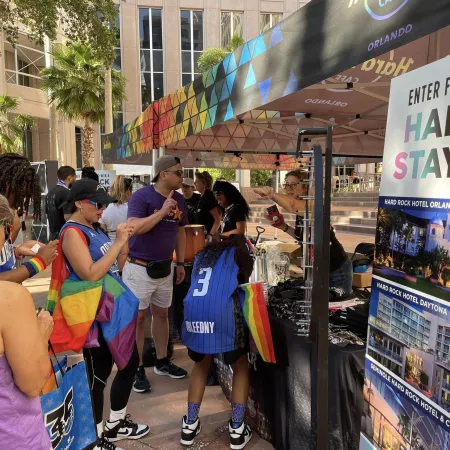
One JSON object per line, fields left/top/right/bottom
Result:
{"left": 333, "top": 223, "right": 376, "bottom": 235}
{"left": 333, "top": 196, "right": 380, "bottom": 202}
{"left": 334, "top": 192, "right": 379, "bottom": 198}
{"left": 332, "top": 201, "right": 379, "bottom": 208}
{"left": 331, "top": 210, "right": 378, "bottom": 218}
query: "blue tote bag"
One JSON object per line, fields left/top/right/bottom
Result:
{"left": 40, "top": 359, "right": 97, "bottom": 450}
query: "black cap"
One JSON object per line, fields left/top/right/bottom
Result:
{"left": 65, "top": 178, "right": 117, "bottom": 205}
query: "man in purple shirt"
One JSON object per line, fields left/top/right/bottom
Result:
{"left": 123, "top": 156, "right": 187, "bottom": 393}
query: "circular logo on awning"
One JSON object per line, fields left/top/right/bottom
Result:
{"left": 364, "top": 0, "right": 409, "bottom": 21}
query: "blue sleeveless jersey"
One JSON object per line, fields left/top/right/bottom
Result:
{"left": 61, "top": 222, "right": 119, "bottom": 280}
{"left": 182, "top": 247, "right": 240, "bottom": 354}
{"left": 0, "top": 240, "right": 15, "bottom": 273}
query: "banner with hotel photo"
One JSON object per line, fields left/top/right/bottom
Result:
{"left": 360, "top": 57, "right": 450, "bottom": 450}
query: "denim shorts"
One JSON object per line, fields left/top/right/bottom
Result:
{"left": 329, "top": 258, "right": 353, "bottom": 294}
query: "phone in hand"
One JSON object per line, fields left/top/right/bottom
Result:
{"left": 267, "top": 205, "right": 284, "bottom": 227}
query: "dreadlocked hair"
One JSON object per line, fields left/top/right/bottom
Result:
{"left": 193, "top": 235, "right": 247, "bottom": 275}
{"left": 0, "top": 153, "right": 41, "bottom": 220}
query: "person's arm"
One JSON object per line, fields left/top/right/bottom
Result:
{"left": 117, "top": 240, "right": 129, "bottom": 272}
{"left": 209, "top": 207, "right": 222, "bottom": 236}
{"left": 221, "top": 221, "right": 246, "bottom": 237}
{"left": 62, "top": 224, "right": 130, "bottom": 282}
{"left": 128, "top": 191, "right": 177, "bottom": 235}
{"left": 11, "top": 211, "right": 20, "bottom": 243}
{"left": 235, "top": 245, "right": 254, "bottom": 284}
{"left": 254, "top": 187, "right": 307, "bottom": 215}
{"left": 0, "top": 241, "right": 58, "bottom": 283}
{"left": 0, "top": 282, "right": 52, "bottom": 397}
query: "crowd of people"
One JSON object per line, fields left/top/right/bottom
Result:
{"left": 0, "top": 152, "right": 352, "bottom": 450}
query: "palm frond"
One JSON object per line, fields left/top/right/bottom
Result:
{"left": 40, "top": 42, "right": 127, "bottom": 125}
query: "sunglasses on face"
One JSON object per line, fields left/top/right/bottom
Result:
{"left": 82, "top": 199, "right": 106, "bottom": 210}
{"left": 0, "top": 221, "right": 14, "bottom": 241}
{"left": 165, "top": 169, "right": 184, "bottom": 177}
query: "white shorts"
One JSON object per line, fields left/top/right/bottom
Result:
{"left": 122, "top": 261, "right": 174, "bottom": 310}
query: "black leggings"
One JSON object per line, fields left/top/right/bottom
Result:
{"left": 83, "top": 333, "right": 139, "bottom": 425}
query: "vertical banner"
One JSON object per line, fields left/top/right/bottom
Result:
{"left": 360, "top": 59, "right": 450, "bottom": 449}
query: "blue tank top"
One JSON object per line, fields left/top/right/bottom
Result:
{"left": 61, "top": 222, "right": 119, "bottom": 279}
{"left": 182, "top": 247, "right": 239, "bottom": 354}
{"left": 0, "top": 240, "right": 16, "bottom": 273}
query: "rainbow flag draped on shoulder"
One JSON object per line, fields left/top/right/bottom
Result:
{"left": 238, "top": 282, "right": 276, "bottom": 364}
{"left": 46, "top": 227, "right": 139, "bottom": 370}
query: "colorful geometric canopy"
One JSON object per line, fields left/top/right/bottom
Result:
{"left": 103, "top": 0, "right": 450, "bottom": 168}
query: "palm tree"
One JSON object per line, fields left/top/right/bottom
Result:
{"left": 398, "top": 413, "right": 411, "bottom": 438}
{"left": 41, "top": 42, "right": 126, "bottom": 166}
{"left": 198, "top": 35, "right": 245, "bottom": 74}
{"left": 0, "top": 96, "right": 34, "bottom": 154}
{"left": 402, "top": 223, "right": 416, "bottom": 269}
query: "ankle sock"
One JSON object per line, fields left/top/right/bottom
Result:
{"left": 109, "top": 407, "right": 126, "bottom": 423}
{"left": 96, "top": 422, "right": 103, "bottom": 437}
{"left": 231, "top": 403, "right": 246, "bottom": 428}
{"left": 156, "top": 357, "right": 169, "bottom": 368}
{"left": 187, "top": 402, "right": 200, "bottom": 425}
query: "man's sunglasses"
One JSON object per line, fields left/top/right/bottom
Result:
{"left": 0, "top": 221, "right": 14, "bottom": 241}
{"left": 165, "top": 169, "right": 184, "bottom": 177}
{"left": 81, "top": 199, "right": 106, "bottom": 210}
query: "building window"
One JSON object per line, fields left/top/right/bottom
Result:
{"left": 113, "top": 5, "right": 122, "bottom": 70}
{"left": 22, "top": 126, "right": 33, "bottom": 161}
{"left": 221, "top": 12, "right": 243, "bottom": 49}
{"left": 139, "top": 8, "right": 164, "bottom": 111}
{"left": 101, "top": 4, "right": 123, "bottom": 144}
{"left": 180, "top": 10, "right": 203, "bottom": 86}
{"left": 75, "top": 127, "right": 82, "bottom": 170}
{"left": 260, "top": 13, "right": 282, "bottom": 33}
{"left": 4, "top": 34, "right": 45, "bottom": 89}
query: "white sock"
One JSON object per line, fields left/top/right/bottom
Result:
{"left": 109, "top": 406, "right": 127, "bottom": 423}
{"left": 96, "top": 422, "right": 104, "bottom": 437}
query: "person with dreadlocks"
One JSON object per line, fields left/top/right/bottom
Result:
{"left": 0, "top": 154, "right": 57, "bottom": 283}
{"left": 180, "top": 235, "right": 254, "bottom": 449}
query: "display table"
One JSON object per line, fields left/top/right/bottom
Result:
{"left": 214, "top": 314, "right": 366, "bottom": 450}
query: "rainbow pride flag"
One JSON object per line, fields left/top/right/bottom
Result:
{"left": 238, "top": 282, "right": 276, "bottom": 364}
{"left": 46, "top": 226, "right": 139, "bottom": 370}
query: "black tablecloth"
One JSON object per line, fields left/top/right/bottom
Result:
{"left": 214, "top": 315, "right": 366, "bottom": 450}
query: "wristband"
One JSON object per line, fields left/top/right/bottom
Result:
{"left": 176, "top": 262, "right": 186, "bottom": 267}
{"left": 23, "top": 256, "right": 47, "bottom": 278}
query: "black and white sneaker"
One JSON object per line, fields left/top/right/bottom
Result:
{"left": 133, "top": 366, "right": 151, "bottom": 393}
{"left": 104, "top": 415, "right": 150, "bottom": 442}
{"left": 228, "top": 420, "right": 252, "bottom": 450}
{"left": 90, "top": 434, "right": 124, "bottom": 450}
{"left": 154, "top": 361, "right": 187, "bottom": 379}
{"left": 180, "top": 415, "right": 201, "bottom": 446}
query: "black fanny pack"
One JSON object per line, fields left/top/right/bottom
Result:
{"left": 146, "top": 259, "right": 172, "bottom": 279}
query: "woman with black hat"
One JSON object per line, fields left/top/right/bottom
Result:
{"left": 57, "top": 178, "right": 149, "bottom": 450}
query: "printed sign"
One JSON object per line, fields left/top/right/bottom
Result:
{"left": 76, "top": 170, "right": 116, "bottom": 191}
{"left": 360, "top": 58, "right": 450, "bottom": 450}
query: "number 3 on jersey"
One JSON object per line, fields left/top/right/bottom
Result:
{"left": 192, "top": 267, "right": 213, "bottom": 297}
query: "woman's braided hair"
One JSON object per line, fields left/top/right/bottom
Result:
{"left": 0, "top": 153, "right": 41, "bottom": 220}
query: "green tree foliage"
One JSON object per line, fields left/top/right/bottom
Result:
{"left": 0, "top": 96, "right": 34, "bottom": 154}
{"left": 205, "top": 168, "right": 236, "bottom": 184}
{"left": 197, "top": 35, "right": 245, "bottom": 74}
{"left": 197, "top": 48, "right": 228, "bottom": 74}
{"left": 251, "top": 170, "right": 272, "bottom": 186}
{"left": 41, "top": 42, "right": 126, "bottom": 165}
{"left": 1, "top": 0, "right": 118, "bottom": 64}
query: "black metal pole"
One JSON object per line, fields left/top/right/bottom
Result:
{"left": 297, "top": 128, "right": 332, "bottom": 450}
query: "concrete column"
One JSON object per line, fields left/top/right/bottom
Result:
{"left": 235, "top": 169, "right": 251, "bottom": 188}
{"left": 164, "top": 6, "right": 182, "bottom": 93}
{"left": 204, "top": 1, "right": 220, "bottom": 48}
{"left": 93, "top": 125, "right": 102, "bottom": 169}
{"left": 58, "top": 120, "right": 78, "bottom": 168}
{"left": 121, "top": 2, "right": 140, "bottom": 123}
{"left": 0, "top": 33, "right": 6, "bottom": 95}
{"left": 367, "top": 163, "right": 376, "bottom": 174}
{"left": 159, "top": 147, "right": 165, "bottom": 158}
{"left": 152, "top": 148, "right": 158, "bottom": 178}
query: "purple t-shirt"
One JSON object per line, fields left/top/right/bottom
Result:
{"left": 128, "top": 185, "right": 188, "bottom": 261}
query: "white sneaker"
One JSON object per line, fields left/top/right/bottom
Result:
{"left": 180, "top": 415, "right": 201, "bottom": 446}
{"left": 229, "top": 420, "right": 252, "bottom": 450}
{"left": 91, "top": 435, "right": 124, "bottom": 450}
{"left": 103, "top": 414, "right": 150, "bottom": 442}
